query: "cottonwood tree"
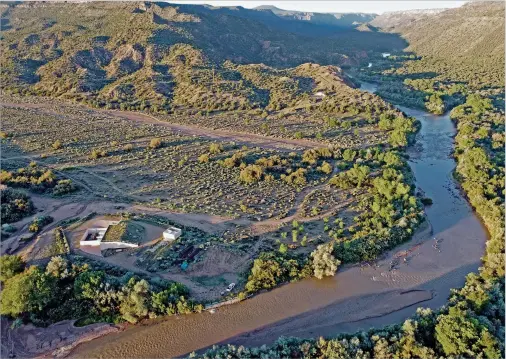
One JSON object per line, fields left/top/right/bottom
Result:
{"left": 311, "top": 243, "right": 340, "bottom": 279}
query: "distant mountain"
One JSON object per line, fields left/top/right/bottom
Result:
{"left": 370, "top": 8, "right": 446, "bottom": 30}
{"left": 370, "top": 2, "right": 504, "bottom": 86}
{"left": 372, "top": 3, "right": 504, "bottom": 61}
{"left": 253, "top": 5, "right": 376, "bottom": 28}
{"left": 0, "top": 1, "right": 405, "bottom": 109}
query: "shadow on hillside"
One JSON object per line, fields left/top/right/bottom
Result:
{"left": 151, "top": 2, "right": 408, "bottom": 66}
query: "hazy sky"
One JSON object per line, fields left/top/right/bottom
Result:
{"left": 169, "top": 1, "right": 467, "bottom": 14}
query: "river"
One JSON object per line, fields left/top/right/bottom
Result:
{"left": 69, "top": 82, "right": 487, "bottom": 358}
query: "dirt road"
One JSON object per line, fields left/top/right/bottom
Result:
{"left": 1, "top": 102, "right": 326, "bottom": 152}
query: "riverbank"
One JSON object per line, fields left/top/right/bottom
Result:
{"left": 0, "top": 318, "right": 121, "bottom": 359}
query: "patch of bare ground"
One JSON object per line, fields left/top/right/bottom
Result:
{"left": 131, "top": 206, "right": 249, "bottom": 234}
{"left": 0, "top": 318, "right": 120, "bottom": 359}
{"left": 187, "top": 246, "right": 251, "bottom": 277}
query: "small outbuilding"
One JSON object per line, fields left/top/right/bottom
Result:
{"left": 163, "top": 226, "right": 182, "bottom": 241}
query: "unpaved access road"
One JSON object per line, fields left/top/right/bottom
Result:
{"left": 1, "top": 102, "right": 325, "bottom": 152}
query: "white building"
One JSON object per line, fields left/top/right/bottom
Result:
{"left": 163, "top": 226, "right": 182, "bottom": 241}
{"left": 80, "top": 220, "right": 139, "bottom": 253}
{"left": 382, "top": 53, "right": 391, "bottom": 58}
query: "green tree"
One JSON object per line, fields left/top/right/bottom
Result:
{"left": 119, "top": 278, "right": 150, "bottom": 323}
{"left": 425, "top": 93, "right": 445, "bottom": 114}
{"left": 435, "top": 306, "right": 485, "bottom": 357}
{"left": 0, "top": 255, "right": 25, "bottom": 282}
{"left": 389, "top": 128, "right": 408, "bottom": 147}
{"left": 311, "top": 244, "right": 340, "bottom": 279}
{"left": 0, "top": 266, "right": 56, "bottom": 317}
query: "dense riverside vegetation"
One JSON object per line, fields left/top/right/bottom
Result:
{"left": 356, "top": 2, "right": 504, "bottom": 116}
{"left": 0, "top": 255, "right": 203, "bottom": 326}
{"left": 371, "top": 2, "right": 504, "bottom": 89}
{"left": 195, "top": 114, "right": 505, "bottom": 358}
{"left": 451, "top": 95, "right": 505, "bottom": 281}
{"left": 237, "top": 147, "right": 423, "bottom": 297}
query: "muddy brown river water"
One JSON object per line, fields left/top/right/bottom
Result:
{"left": 69, "top": 82, "right": 488, "bottom": 358}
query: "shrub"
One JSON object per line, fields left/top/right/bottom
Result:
{"left": 149, "top": 138, "right": 162, "bottom": 149}
{"left": 198, "top": 153, "right": 210, "bottom": 163}
{"left": 53, "top": 179, "right": 77, "bottom": 196}
{"left": 0, "top": 255, "right": 25, "bottom": 282}
{"left": 222, "top": 152, "right": 244, "bottom": 168}
{"left": 239, "top": 165, "right": 263, "bottom": 183}
{"left": 1, "top": 165, "right": 57, "bottom": 191}
{"left": 279, "top": 243, "right": 288, "bottom": 254}
{"left": 52, "top": 140, "right": 62, "bottom": 150}
{"left": 282, "top": 168, "right": 307, "bottom": 186}
{"left": 209, "top": 143, "right": 223, "bottom": 154}
{"left": 89, "top": 149, "right": 107, "bottom": 160}
{"left": 1, "top": 188, "right": 34, "bottom": 223}
{"left": 302, "top": 149, "right": 320, "bottom": 165}
{"left": 318, "top": 161, "right": 333, "bottom": 174}
{"left": 123, "top": 144, "right": 134, "bottom": 152}
{"left": 28, "top": 215, "right": 53, "bottom": 233}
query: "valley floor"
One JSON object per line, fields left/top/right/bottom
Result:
{"left": 0, "top": 98, "right": 488, "bottom": 358}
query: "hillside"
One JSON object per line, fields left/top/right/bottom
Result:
{"left": 388, "top": 2, "right": 504, "bottom": 62}
{"left": 0, "top": 1, "right": 405, "bottom": 109}
{"left": 369, "top": 8, "right": 447, "bottom": 30}
{"left": 370, "top": 2, "right": 505, "bottom": 87}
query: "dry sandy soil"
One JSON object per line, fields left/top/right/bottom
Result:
{"left": 0, "top": 318, "right": 119, "bottom": 359}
